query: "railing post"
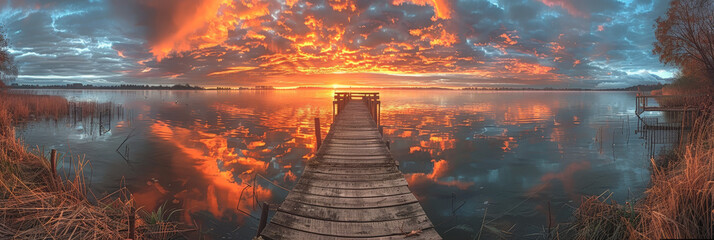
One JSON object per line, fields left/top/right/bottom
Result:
{"left": 257, "top": 202, "right": 269, "bottom": 237}
{"left": 314, "top": 117, "right": 322, "bottom": 151}
{"left": 377, "top": 101, "right": 380, "bottom": 126}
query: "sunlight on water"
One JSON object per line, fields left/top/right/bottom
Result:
{"left": 14, "top": 89, "right": 652, "bottom": 239}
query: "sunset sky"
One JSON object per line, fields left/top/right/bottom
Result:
{"left": 0, "top": 0, "right": 677, "bottom": 88}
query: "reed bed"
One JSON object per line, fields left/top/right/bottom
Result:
{"left": 573, "top": 111, "right": 714, "bottom": 239}
{"left": 0, "top": 92, "right": 68, "bottom": 121}
{"left": 0, "top": 92, "right": 191, "bottom": 239}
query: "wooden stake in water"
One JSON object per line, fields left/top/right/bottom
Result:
{"left": 314, "top": 117, "right": 322, "bottom": 151}
{"left": 50, "top": 149, "right": 57, "bottom": 179}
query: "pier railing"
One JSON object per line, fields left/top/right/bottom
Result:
{"left": 635, "top": 94, "right": 700, "bottom": 116}
{"left": 333, "top": 92, "right": 380, "bottom": 126}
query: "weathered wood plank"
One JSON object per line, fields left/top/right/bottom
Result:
{"left": 318, "top": 158, "right": 392, "bottom": 165}
{"left": 300, "top": 171, "right": 402, "bottom": 182}
{"left": 261, "top": 223, "right": 441, "bottom": 240}
{"left": 278, "top": 200, "right": 426, "bottom": 222}
{"left": 321, "top": 154, "right": 392, "bottom": 160}
{"left": 305, "top": 167, "right": 395, "bottom": 175}
{"left": 311, "top": 162, "right": 395, "bottom": 169}
{"left": 298, "top": 177, "right": 408, "bottom": 189}
{"left": 284, "top": 192, "right": 419, "bottom": 209}
{"left": 329, "top": 139, "right": 384, "bottom": 144}
{"left": 323, "top": 149, "right": 389, "bottom": 156}
{"left": 267, "top": 213, "right": 434, "bottom": 237}
{"left": 292, "top": 184, "right": 411, "bottom": 197}
{"left": 326, "top": 143, "right": 385, "bottom": 147}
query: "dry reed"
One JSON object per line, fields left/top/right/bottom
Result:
{"left": 0, "top": 92, "right": 192, "bottom": 239}
{"left": 573, "top": 111, "right": 714, "bottom": 239}
{"left": 0, "top": 92, "right": 69, "bottom": 121}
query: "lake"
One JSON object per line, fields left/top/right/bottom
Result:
{"left": 12, "top": 89, "right": 654, "bottom": 239}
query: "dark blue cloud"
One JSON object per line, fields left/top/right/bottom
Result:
{"left": 0, "top": 0, "right": 677, "bottom": 88}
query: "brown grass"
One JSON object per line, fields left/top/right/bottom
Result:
{"left": 0, "top": 92, "right": 192, "bottom": 239}
{"left": 635, "top": 115, "right": 714, "bottom": 239}
{"left": 573, "top": 113, "right": 714, "bottom": 239}
{"left": 0, "top": 92, "right": 69, "bottom": 121}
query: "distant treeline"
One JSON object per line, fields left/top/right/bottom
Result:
{"left": 297, "top": 86, "right": 453, "bottom": 90}
{"left": 7, "top": 83, "right": 665, "bottom": 91}
{"left": 461, "top": 84, "right": 665, "bottom": 91}
{"left": 9, "top": 83, "right": 204, "bottom": 90}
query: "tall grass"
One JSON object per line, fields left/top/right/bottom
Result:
{"left": 635, "top": 115, "right": 713, "bottom": 239}
{"left": 0, "top": 92, "right": 69, "bottom": 121}
{"left": 573, "top": 113, "right": 714, "bottom": 239}
{"left": 0, "top": 92, "right": 191, "bottom": 239}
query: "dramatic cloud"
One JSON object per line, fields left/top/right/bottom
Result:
{"left": 0, "top": 0, "right": 677, "bottom": 88}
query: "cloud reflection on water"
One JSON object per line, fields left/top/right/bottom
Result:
{"left": 16, "top": 89, "right": 651, "bottom": 239}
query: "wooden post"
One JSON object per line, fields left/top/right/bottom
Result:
{"left": 314, "top": 117, "right": 322, "bottom": 151}
{"left": 50, "top": 149, "right": 57, "bottom": 178}
{"left": 257, "top": 202, "right": 270, "bottom": 237}
{"left": 385, "top": 141, "right": 390, "bottom": 149}
{"left": 379, "top": 126, "right": 384, "bottom": 136}
{"left": 377, "top": 101, "right": 380, "bottom": 126}
{"left": 129, "top": 206, "right": 136, "bottom": 240}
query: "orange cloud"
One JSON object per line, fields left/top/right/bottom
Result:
{"left": 505, "top": 60, "right": 556, "bottom": 75}
{"left": 500, "top": 32, "right": 519, "bottom": 45}
{"left": 328, "top": 0, "right": 357, "bottom": 11}
{"left": 207, "top": 66, "right": 259, "bottom": 76}
{"left": 405, "top": 159, "right": 474, "bottom": 190}
{"left": 141, "top": 0, "right": 270, "bottom": 61}
{"left": 146, "top": 120, "right": 273, "bottom": 221}
{"left": 410, "top": 24, "right": 459, "bottom": 47}
{"left": 392, "top": 0, "right": 453, "bottom": 20}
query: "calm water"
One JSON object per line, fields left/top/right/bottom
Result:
{"left": 13, "top": 89, "right": 653, "bottom": 239}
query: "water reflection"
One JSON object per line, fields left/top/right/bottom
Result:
{"left": 379, "top": 91, "right": 651, "bottom": 238}
{"left": 14, "top": 89, "right": 652, "bottom": 239}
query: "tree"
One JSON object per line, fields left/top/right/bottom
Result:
{"left": 653, "top": 0, "right": 714, "bottom": 86}
{"left": 0, "top": 26, "right": 18, "bottom": 88}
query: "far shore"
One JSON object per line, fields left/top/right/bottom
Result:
{"left": 7, "top": 83, "right": 664, "bottom": 92}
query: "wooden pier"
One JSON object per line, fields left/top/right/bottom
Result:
{"left": 634, "top": 94, "right": 704, "bottom": 158}
{"left": 635, "top": 95, "right": 700, "bottom": 116}
{"left": 260, "top": 92, "right": 441, "bottom": 239}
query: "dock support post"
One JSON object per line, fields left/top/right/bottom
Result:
{"left": 314, "top": 118, "right": 322, "bottom": 151}
{"left": 257, "top": 202, "right": 269, "bottom": 237}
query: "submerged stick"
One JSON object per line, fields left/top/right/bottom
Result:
{"left": 477, "top": 206, "right": 488, "bottom": 240}
{"left": 257, "top": 202, "right": 270, "bottom": 237}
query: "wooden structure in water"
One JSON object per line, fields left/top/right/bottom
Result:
{"left": 635, "top": 95, "right": 700, "bottom": 117}
{"left": 260, "top": 92, "right": 441, "bottom": 239}
{"left": 634, "top": 94, "right": 703, "bottom": 157}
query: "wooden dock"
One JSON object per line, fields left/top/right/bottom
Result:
{"left": 635, "top": 94, "right": 701, "bottom": 116}
{"left": 260, "top": 93, "right": 441, "bottom": 239}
